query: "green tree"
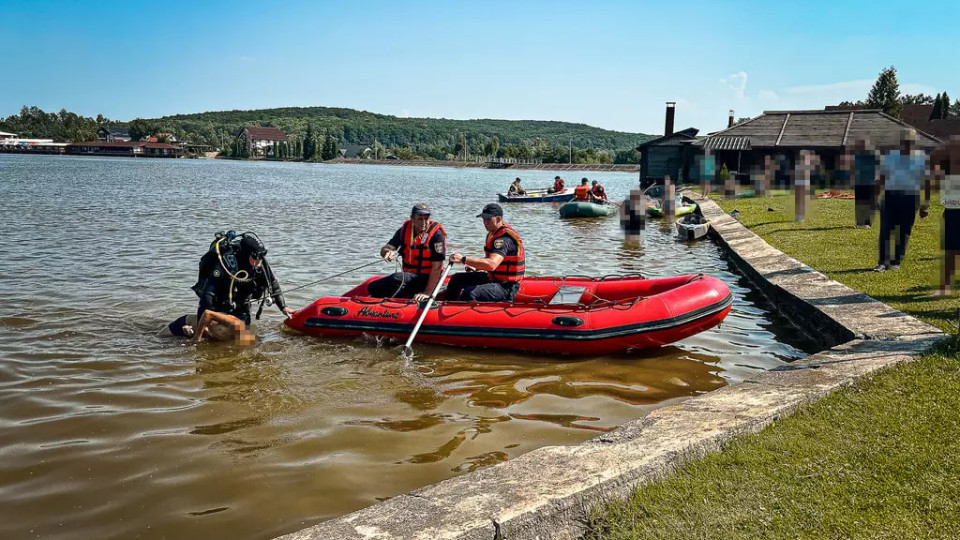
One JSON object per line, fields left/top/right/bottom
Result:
{"left": 952, "top": 99, "right": 960, "bottom": 118}
{"left": 483, "top": 136, "right": 499, "bottom": 157}
{"left": 303, "top": 124, "right": 315, "bottom": 160}
{"left": 902, "top": 93, "right": 935, "bottom": 105}
{"left": 931, "top": 93, "right": 943, "bottom": 120}
{"left": 864, "top": 66, "right": 902, "bottom": 118}
{"left": 719, "top": 163, "right": 731, "bottom": 183}
{"left": 128, "top": 118, "right": 158, "bottom": 141}
{"left": 941, "top": 92, "right": 951, "bottom": 118}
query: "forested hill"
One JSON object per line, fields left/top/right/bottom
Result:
{"left": 149, "top": 106, "right": 651, "bottom": 160}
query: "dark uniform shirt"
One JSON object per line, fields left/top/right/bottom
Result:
{"left": 488, "top": 234, "right": 517, "bottom": 260}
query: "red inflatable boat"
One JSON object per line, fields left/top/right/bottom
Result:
{"left": 285, "top": 274, "right": 732, "bottom": 355}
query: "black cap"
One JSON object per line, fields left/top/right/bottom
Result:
{"left": 592, "top": 180, "right": 598, "bottom": 185}
{"left": 514, "top": 177, "right": 521, "bottom": 181}
{"left": 240, "top": 235, "right": 268, "bottom": 259}
{"left": 476, "top": 203, "right": 504, "bottom": 218}
{"left": 411, "top": 202, "right": 431, "bottom": 215}
{"left": 555, "top": 176, "right": 561, "bottom": 179}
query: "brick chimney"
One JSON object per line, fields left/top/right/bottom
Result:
{"left": 728, "top": 109, "right": 735, "bottom": 128}
{"left": 664, "top": 102, "right": 676, "bottom": 137}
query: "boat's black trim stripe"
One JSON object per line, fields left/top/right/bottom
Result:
{"left": 302, "top": 293, "right": 733, "bottom": 341}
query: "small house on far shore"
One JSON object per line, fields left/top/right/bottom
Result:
{"left": 237, "top": 126, "right": 289, "bottom": 157}
{"left": 0, "top": 130, "right": 17, "bottom": 140}
{"left": 338, "top": 141, "right": 372, "bottom": 159}
{"left": 98, "top": 125, "right": 132, "bottom": 142}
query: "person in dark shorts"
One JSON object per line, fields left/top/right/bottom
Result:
{"left": 928, "top": 136, "right": 960, "bottom": 295}
{"left": 158, "top": 311, "right": 255, "bottom": 345}
{"left": 853, "top": 138, "right": 880, "bottom": 228}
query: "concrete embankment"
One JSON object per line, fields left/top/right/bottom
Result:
{"left": 277, "top": 195, "right": 943, "bottom": 540}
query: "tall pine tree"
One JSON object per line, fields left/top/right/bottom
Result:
{"left": 865, "top": 66, "right": 902, "bottom": 118}
{"left": 931, "top": 93, "right": 943, "bottom": 121}
{"left": 941, "top": 92, "right": 951, "bottom": 118}
{"left": 303, "top": 124, "right": 315, "bottom": 160}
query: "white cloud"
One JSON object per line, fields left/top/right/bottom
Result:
{"left": 719, "top": 71, "right": 748, "bottom": 98}
{"left": 240, "top": 56, "right": 255, "bottom": 62}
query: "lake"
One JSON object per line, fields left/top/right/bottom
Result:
{"left": 0, "top": 155, "right": 816, "bottom": 539}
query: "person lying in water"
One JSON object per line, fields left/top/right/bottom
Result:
{"left": 158, "top": 311, "right": 256, "bottom": 346}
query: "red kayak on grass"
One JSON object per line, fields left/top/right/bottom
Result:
{"left": 284, "top": 274, "right": 732, "bottom": 356}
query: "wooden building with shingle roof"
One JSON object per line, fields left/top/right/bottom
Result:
{"left": 696, "top": 109, "right": 940, "bottom": 180}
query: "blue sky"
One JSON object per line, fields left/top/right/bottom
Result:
{"left": 2, "top": 0, "right": 957, "bottom": 134}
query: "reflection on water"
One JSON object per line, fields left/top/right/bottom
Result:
{"left": 0, "top": 155, "right": 817, "bottom": 540}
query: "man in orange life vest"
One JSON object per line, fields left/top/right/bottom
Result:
{"left": 548, "top": 175, "right": 565, "bottom": 193}
{"left": 446, "top": 203, "right": 525, "bottom": 302}
{"left": 367, "top": 203, "right": 447, "bottom": 302}
{"left": 591, "top": 180, "right": 608, "bottom": 202}
{"left": 574, "top": 178, "right": 592, "bottom": 201}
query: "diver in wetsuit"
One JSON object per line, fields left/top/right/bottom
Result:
{"left": 194, "top": 232, "right": 294, "bottom": 325}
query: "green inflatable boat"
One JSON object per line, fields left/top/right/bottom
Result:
{"left": 647, "top": 202, "right": 697, "bottom": 218}
{"left": 558, "top": 201, "right": 617, "bottom": 218}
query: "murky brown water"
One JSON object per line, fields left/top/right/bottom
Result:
{"left": 0, "top": 155, "right": 816, "bottom": 539}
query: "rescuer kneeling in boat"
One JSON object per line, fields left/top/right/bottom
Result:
{"left": 445, "top": 203, "right": 525, "bottom": 302}
{"left": 368, "top": 203, "right": 447, "bottom": 302}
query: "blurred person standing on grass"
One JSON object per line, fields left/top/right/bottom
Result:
{"left": 874, "top": 129, "right": 930, "bottom": 272}
{"left": 852, "top": 138, "right": 880, "bottom": 229}
{"left": 928, "top": 136, "right": 960, "bottom": 295}
{"left": 794, "top": 150, "right": 813, "bottom": 222}
{"left": 698, "top": 150, "right": 716, "bottom": 199}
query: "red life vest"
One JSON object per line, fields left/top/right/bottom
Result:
{"left": 484, "top": 223, "right": 525, "bottom": 282}
{"left": 592, "top": 184, "right": 606, "bottom": 199}
{"left": 554, "top": 178, "right": 565, "bottom": 191}
{"left": 400, "top": 220, "right": 446, "bottom": 275}
{"left": 574, "top": 185, "right": 591, "bottom": 201}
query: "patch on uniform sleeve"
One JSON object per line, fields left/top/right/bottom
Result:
{"left": 434, "top": 242, "right": 445, "bottom": 253}
{"left": 213, "top": 269, "right": 221, "bottom": 278}
{"left": 493, "top": 239, "right": 505, "bottom": 249}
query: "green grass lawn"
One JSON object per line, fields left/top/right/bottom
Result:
{"left": 583, "top": 338, "right": 960, "bottom": 540}
{"left": 583, "top": 190, "right": 960, "bottom": 539}
{"left": 715, "top": 191, "right": 957, "bottom": 333}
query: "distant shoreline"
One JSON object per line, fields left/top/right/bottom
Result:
{"left": 327, "top": 158, "right": 641, "bottom": 173}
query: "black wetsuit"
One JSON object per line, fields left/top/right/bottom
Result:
{"left": 193, "top": 250, "right": 287, "bottom": 325}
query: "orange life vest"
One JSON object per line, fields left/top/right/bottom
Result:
{"left": 574, "top": 185, "right": 591, "bottom": 201}
{"left": 400, "top": 220, "right": 446, "bottom": 275}
{"left": 484, "top": 223, "right": 525, "bottom": 282}
{"left": 554, "top": 178, "right": 565, "bottom": 191}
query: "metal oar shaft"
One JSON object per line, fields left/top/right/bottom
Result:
{"left": 403, "top": 263, "right": 454, "bottom": 353}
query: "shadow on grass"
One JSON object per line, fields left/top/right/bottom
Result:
{"left": 765, "top": 226, "right": 854, "bottom": 234}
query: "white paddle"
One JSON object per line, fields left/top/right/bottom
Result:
{"left": 400, "top": 262, "right": 454, "bottom": 357}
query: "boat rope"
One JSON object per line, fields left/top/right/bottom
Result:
{"left": 284, "top": 259, "right": 384, "bottom": 294}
